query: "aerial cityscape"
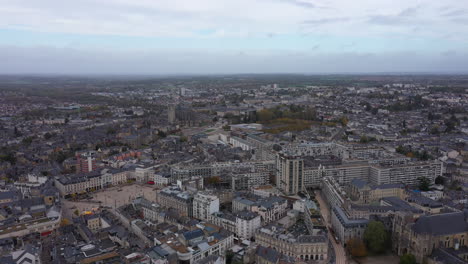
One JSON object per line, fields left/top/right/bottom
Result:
{"left": 1, "top": 1, "right": 468, "bottom": 264}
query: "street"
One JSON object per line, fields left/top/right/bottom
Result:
{"left": 315, "top": 190, "right": 348, "bottom": 264}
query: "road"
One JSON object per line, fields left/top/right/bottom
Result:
{"left": 315, "top": 190, "right": 348, "bottom": 264}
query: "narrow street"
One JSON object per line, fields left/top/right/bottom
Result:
{"left": 315, "top": 190, "right": 348, "bottom": 264}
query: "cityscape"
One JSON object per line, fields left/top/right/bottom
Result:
{"left": 1, "top": 1, "right": 468, "bottom": 264}
{"left": 0, "top": 74, "right": 466, "bottom": 264}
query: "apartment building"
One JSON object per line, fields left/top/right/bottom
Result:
{"left": 193, "top": 192, "right": 220, "bottom": 221}
{"left": 55, "top": 171, "right": 104, "bottom": 196}
{"left": 256, "top": 225, "right": 328, "bottom": 262}
{"left": 157, "top": 186, "right": 193, "bottom": 217}
{"left": 209, "top": 211, "right": 261, "bottom": 240}
{"left": 276, "top": 153, "right": 304, "bottom": 195}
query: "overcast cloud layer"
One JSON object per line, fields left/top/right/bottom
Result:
{"left": 1, "top": 0, "right": 468, "bottom": 74}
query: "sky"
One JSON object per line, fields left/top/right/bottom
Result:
{"left": 1, "top": 0, "right": 468, "bottom": 74}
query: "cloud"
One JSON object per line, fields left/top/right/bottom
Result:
{"left": 367, "top": 7, "right": 419, "bottom": 26}
{"left": 1, "top": 45, "right": 467, "bottom": 74}
{"left": 281, "top": 0, "right": 316, "bottom": 9}
{"left": 302, "top": 17, "right": 350, "bottom": 26}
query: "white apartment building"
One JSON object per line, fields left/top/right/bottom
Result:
{"left": 193, "top": 192, "right": 220, "bottom": 221}
{"left": 154, "top": 173, "right": 173, "bottom": 187}
{"left": 209, "top": 211, "right": 261, "bottom": 240}
{"left": 135, "top": 165, "right": 155, "bottom": 183}
{"left": 229, "top": 136, "right": 254, "bottom": 151}
{"left": 235, "top": 211, "right": 261, "bottom": 240}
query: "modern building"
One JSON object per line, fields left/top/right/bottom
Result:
{"left": 76, "top": 151, "right": 97, "bottom": 173}
{"left": 276, "top": 153, "right": 304, "bottom": 195}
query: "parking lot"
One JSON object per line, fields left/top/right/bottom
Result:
{"left": 62, "top": 184, "right": 158, "bottom": 219}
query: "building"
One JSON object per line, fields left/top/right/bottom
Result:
{"left": 276, "top": 153, "right": 304, "bottom": 195}
{"left": 348, "top": 179, "right": 405, "bottom": 204}
{"left": 209, "top": 211, "right": 261, "bottom": 240}
{"left": 168, "top": 104, "right": 176, "bottom": 124}
{"left": 55, "top": 171, "right": 104, "bottom": 196}
{"left": 232, "top": 195, "right": 288, "bottom": 224}
{"left": 235, "top": 211, "right": 261, "bottom": 240}
{"left": 229, "top": 136, "right": 253, "bottom": 151}
{"left": 157, "top": 186, "right": 193, "bottom": 217}
{"left": 76, "top": 151, "right": 97, "bottom": 173}
{"left": 256, "top": 225, "right": 328, "bottom": 262}
{"left": 392, "top": 210, "right": 468, "bottom": 263}
{"left": 331, "top": 206, "right": 368, "bottom": 245}
{"left": 193, "top": 192, "right": 220, "bottom": 221}
{"left": 134, "top": 164, "right": 155, "bottom": 183}
{"left": 154, "top": 172, "right": 173, "bottom": 187}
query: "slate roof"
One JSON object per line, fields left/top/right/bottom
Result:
{"left": 412, "top": 211, "right": 468, "bottom": 236}
{"left": 350, "top": 179, "right": 368, "bottom": 189}
{"left": 183, "top": 229, "right": 204, "bottom": 241}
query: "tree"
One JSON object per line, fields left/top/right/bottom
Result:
{"left": 157, "top": 130, "right": 167, "bottom": 138}
{"left": 430, "top": 125, "right": 440, "bottom": 135}
{"left": 435, "top": 176, "right": 445, "bottom": 185}
{"left": 399, "top": 253, "right": 416, "bottom": 264}
{"left": 74, "top": 209, "right": 80, "bottom": 216}
{"left": 346, "top": 238, "right": 367, "bottom": 257}
{"left": 418, "top": 177, "right": 431, "bottom": 191}
{"left": 364, "top": 221, "right": 388, "bottom": 254}
{"left": 14, "top": 126, "right": 22, "bottom": 137}
{"left": 257, "top": 109, "right": 275, "bottom": 122}
{"left": 206, "top": 176, "right": 221, "bottom": 185}
{"left": 360, "top": 136, "right": 369, "bottom": 143}
{"left": 61, "top": 218, "right": 71, "bottom": 226}
{"left": 22, "top": 136, "right": 34, "bottom": 145}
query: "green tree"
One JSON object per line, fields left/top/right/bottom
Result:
{"left": 363, "top": 221, "right": 388, "bottom": 254}
{"left": 399, "top": 253, "right": 416, "bottom": 264}
{"left": 418, "top": 177, "right": 431, "bottom": 191}
{"left": 435, "top": 176, "right": 445, "bottom": 185}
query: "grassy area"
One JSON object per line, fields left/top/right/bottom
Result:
{"left": 259, "top": 117, "right": 340, "bottom": 134}
{"left": 262, "top": 118, "right": 312, "bottom": 134}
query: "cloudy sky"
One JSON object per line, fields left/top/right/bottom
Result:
{"left": 1, "top": 0, "right": 468, "bottom": 74}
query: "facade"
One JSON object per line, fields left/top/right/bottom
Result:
{"left": 229, "top": 136, "right": 253, "bottom": 151}
{"left": 55, "top": 171, "right": 104, "bottom": 196}
{"left": 348, "top": 179, "right": 405, "bottom": 204}
{"left": 392, "top": 211, "right": 468, "bottom": 263}
{"left": 76, "top": 151, "right": 97, "bottom": 173}
{"left": 193, "top": 192, "right": 220, "bottom": 221}
{"left": 157, "top": 186, "right": 193, "bottom": 217}
{"left": 256, "top": 226, "right": 328, "bottom": 262}
{"left": 232, "top": 195, "right": 288, "bottom": 224}
{"left": 330, "top": 206, "right": 368, "bottom": 245}
{"left": 235, "top": 211, "right": 261, "bottom": 240}
{"left": 321, "top": 176, "right": 345, "bottom": 209}
{"left": 276, "top": 153, "right": 304, "bottom": 195}
{"left": 0, "top": 206, "right": 61, "bottom": 239}
{"left": 134, "top": 164, "right": 155, "bottom": 183}
{"left": 209, "top": 211, "right": 261, "bottom": 240}
{"left": 154, "top": 173, "right": 173, "bottom": 187}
